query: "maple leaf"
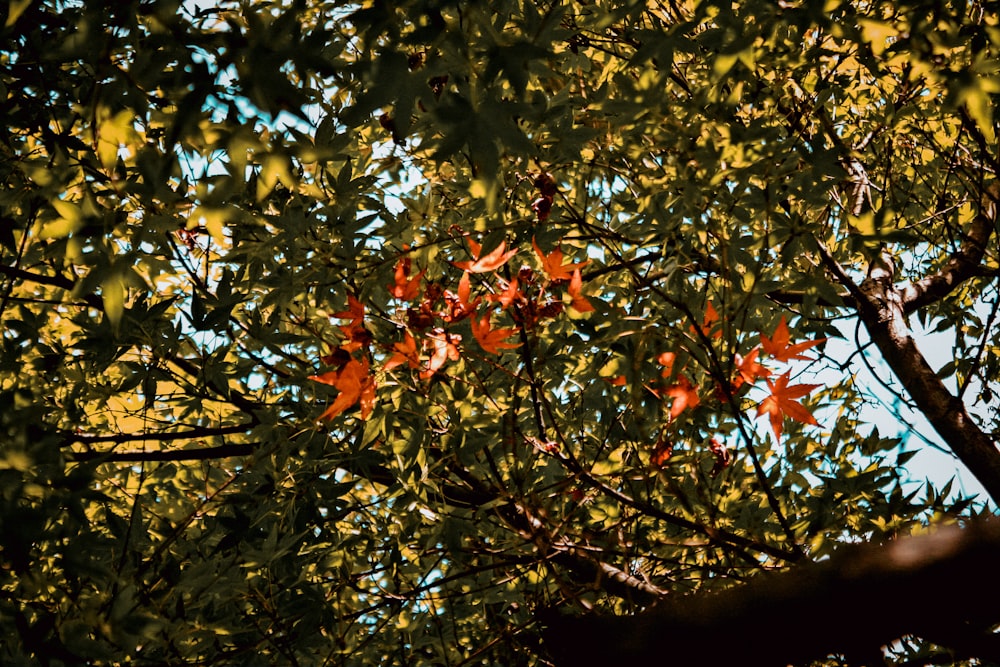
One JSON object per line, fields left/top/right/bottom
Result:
{"left": 339, "top": 322, "right": 372, "bottom": 352}
{"left": 760, "top": 316, "right": 826, "bottom": 362}
{"left": 389, "top": 257, "right": 424, "bottom": 301}
{"left": 532, "top": 237, "right": 588, "bottom": 282}
{"left": 452, "top": 240, "right": 518, "bottom": 273}
{"left": 471, "top": 314, "right": 520, "bottom": 354}
{"left": 691, "top": 301, "right": 723, "bottom": 339}
{"left": 665, "top": 374, "right": 699, "bottom": 420}
{"left": 466, "top": 237, "right": 481, "bottom": 258}
{"left": 442, "top": 271, "right": 480, "bottom": 322}
{"left": 731, "top": 346, "right": 772, "bottom": 391}
{"left": 566, "top": 269, "right": 594, "bottom": 313}
{"left": 457, "top": 270, "right": 471, "bottom": 303}
{"left": 756, "top": 371, "right": 821, "bottom": 441}
{"left": 333, "top": 294, "right": 371, "bottom": 352}
{"left": 384, "top": 331, "right": 421, "bottom": 371}
{"left": 421, "top": 329, "right": 461, "bottom": 378}
{"left": 310, "top": 357, "right": 376, "bottom": 421}
{"left": 489, "top": 277, "right": 523, "bottom": 310}
{"left": 333, "top": 294, "right": 364, "bottom": 324}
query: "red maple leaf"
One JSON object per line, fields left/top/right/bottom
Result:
{"left": 442, "top": 271, "right": 480, "bottom": 322}
{"left": 333, "top": 294, "right": 364, "bottom": 324}
{"left": 489, "top": 277, "right": 524, "bottom": 310}
{"left": 452, "top": 239, "right": 518, "bottom": 273}
{"left": 665, "top": 374, "right": 699, "bottom": 420}
{"left": 731, "top": 346, "right": 772, "bottom": 391}
{"left": 760, "top": 316, "right": 826, "bottom": 362}
{"left": 756, "top": 371, "right": 821, "bottom": 440}
{"left": 333, "top": 294, "right": 371, "bottom": 352}
{"left": 471, "top": 314, "right": 520, "bottom": 354}
{"left": 566, "top": 269, "right": 594, "bottom": 313}
{"left": 691, "top": 301, "right": 723, "bottom": 339}
{"left": 389, "top": 257, "right": 425, "bottom": 301}
{"left": 532, "top": 237, "right": 588, "bottom": 282}
{"left": 384, "top": 331, "right": 421, "bottom": 371}
{"left": 310, "top": 357, "right": 376, "bottom": 421}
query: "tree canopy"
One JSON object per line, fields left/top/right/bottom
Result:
{"left": 1, "top": 0, "right": 999, "bottom": 664}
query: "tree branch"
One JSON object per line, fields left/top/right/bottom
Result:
{"left": 815, "top": 225, "right": 1000, "bottom": 503}
{"left": 543, "top": 519, "right": 1000, "bottom": 667}
{"left": 68, "top": 442, "right": 257, "bottom": 463}
{"left": 899, "top": 183, "right": 999, "bottom": 313}
{"left": 62, "top": 423, "right": 253, "bottom": 447}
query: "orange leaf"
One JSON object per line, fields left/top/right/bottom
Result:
{"left": 442, "top": 272, "right": 480, "bottom": 322}
{"left": 760, "top": 316, "right": 826, "bottom": 362}
{"left": 333, "top": 294, "right": 364, "bottom": 324}
{"left": 339, "top": 322, "right": 372, "bottom": 353}
{"left": 567, "top": 269, "right": 594, "bottom": 313}
{"left": 389, "top": 257, "right": 424, "bottom": 301}
{"left": 657, "top": 351, "right": 676, "bottom": 378}
{"left": 452, "top": 240, "right": 518, "bottom": 273}
{"left": 384, "top": 331, "right": 421, "bottom": 371}
{"left": 333, "top": 294, "right": 371, "bottom": 351}
{"left": 466, "top": 237, "right": 481, "bottom": 258}
{"left": 732, "top": 346, "right": 771, "bottom": 390}
{"left": 457, "top": 271, "right": 471, "bottom": 304}
{"left": 471, "top": 314, "right": 520, "bottom": 354}
{"left": 755, "top": 371, "right": 820, "bottom": 440}
{"left": 311, "top": 357, "right": 376, "bottom": 421}
{"left": 665, "top": 374, "right": 699, "bottom": 420}
{"left": 691, "top": 301, "right": 723, "bottom": 339}
{"left": 490, "top": 277, "right": 523, "bottom": 310}
{"left": 532, "top": 237, "right": 588, "bottom": 282}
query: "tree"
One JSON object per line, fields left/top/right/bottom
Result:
{"left": 0, "top": 0, "right": 998, "bottom": 664}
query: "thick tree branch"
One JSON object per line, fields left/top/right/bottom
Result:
{"left": 815, "top": 215, "right": 1000, "bottom": 503}
{"left": 543, "top": 519, "right": 1000, "bottom": 667}
{"left": 899, "top": 183, "right": 999, "bottom": 312}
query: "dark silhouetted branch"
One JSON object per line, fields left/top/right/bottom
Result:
{"left": 69, "top": 442, "right": 257, "bottom": 462}
{"left": 543, "top": 520, "right": 1000, "bottom": 667}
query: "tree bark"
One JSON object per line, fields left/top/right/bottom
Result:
{"left": 542, "top": 520, "right": 1000, "bottom": 667}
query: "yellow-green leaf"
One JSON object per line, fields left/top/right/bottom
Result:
{"left": 963, "top": 86, "right": 996, "bottom": 144}
{"left": 4, "top": 0, "right": 33, "bottom": 28}
{"left": 103, "top": 275, "right": 125, "bottom": 328}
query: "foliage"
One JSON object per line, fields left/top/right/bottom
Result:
{"left": 0, "top": 0, "right": 997, "bottom": 664}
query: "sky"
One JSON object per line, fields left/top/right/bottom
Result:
{"left": 829, "top": 315, "right": 991, "bottom": 505}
